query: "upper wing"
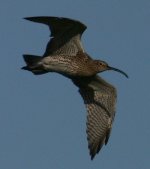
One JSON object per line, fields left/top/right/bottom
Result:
{"left": 24, "top": 16, "right": 87, "bottom": 56}
{"left": 72, "top": 75, "right": 117, "bottom": 160}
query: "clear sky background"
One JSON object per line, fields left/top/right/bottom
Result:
{"left": 0, "top": 0, "right": 150, "bottom": 169}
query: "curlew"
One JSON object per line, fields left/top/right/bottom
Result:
{"left": 22, "top": 16, "right": 128, "bottom": 160}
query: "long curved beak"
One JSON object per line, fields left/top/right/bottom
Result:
{"left": 108, "top": 66, "right": 129, "bottom": 78}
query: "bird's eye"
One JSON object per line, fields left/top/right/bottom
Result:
{"left": 100, "top": 62, "right": 105, "bottom": 66}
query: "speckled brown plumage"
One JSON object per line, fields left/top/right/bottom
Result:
{"left": 22, "top": 16, "right": 128, "bottom": 160}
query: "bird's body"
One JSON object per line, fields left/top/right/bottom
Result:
{"left": 22, "top": 16, "right": 128, "bottom": 160}
{"left": 24, "top": 52, "right": 108, "bottom": 77}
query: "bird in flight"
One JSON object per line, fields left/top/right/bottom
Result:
{"left": 22, "top": 16, "right": 128, "bottom": 160}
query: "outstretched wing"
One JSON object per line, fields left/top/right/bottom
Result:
{"left": 24, "top": 16, "right": 87, "bottom": 56}
{"left": 72, "top": 75, "right": 117, "bottom": 160}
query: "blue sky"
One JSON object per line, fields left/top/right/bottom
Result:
{"left": 0, "top": 0, "right": 150, "bottom": 168}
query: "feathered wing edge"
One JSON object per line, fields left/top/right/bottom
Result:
{"left": 24, "top": 16, "right": 87, "bottom": 56}
{"left": 72, "top": 76, "right": 117, "bottom": 159}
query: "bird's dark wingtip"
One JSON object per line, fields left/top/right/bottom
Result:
{"left": 23, "top": 17, "right": 36, "bottom": 21}
{"left": 23, "top": 17, "right": 44, "bottom": 22}
{"left": 23, "top": 16, "right": 51, "bottom": 25}
{"left": 88, "top": 145, "right": 97, "bottom": 160}
{"left": 23, "top": 17, "right": 30, "bottom": 20}
{"left": 90, "top": 154, "right": 95, "bottom": 160}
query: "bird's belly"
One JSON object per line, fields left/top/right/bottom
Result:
{"left": 42, "top": 56, "right": 95, "bottom": 77}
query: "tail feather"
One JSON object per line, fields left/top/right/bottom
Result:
{"left": 22, "top": 55, "right": 47, "bottom": 75}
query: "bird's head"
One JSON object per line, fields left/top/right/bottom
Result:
{"left": 95, "top": 60, "right": 128, "bottom": 78}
